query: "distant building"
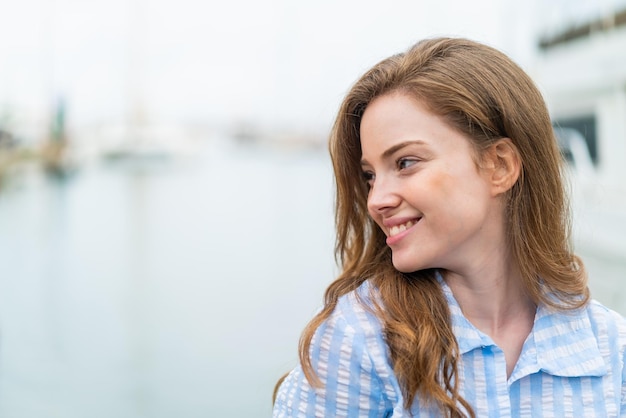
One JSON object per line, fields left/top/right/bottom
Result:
{"left": 534, "top": 3, "right": 626, "bottom": 193}
{"left": 531, "top": 2, "right": 626, "bottom": 300}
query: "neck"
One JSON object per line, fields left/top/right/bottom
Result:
{"left": 442, "top": 262, "right": 536, "bottom": 336}
{"left": 442, "top": 263, "right": 537, "bottom": 378}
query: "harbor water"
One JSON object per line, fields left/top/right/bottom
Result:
{"left": 0, "top": 137, "right": 337, "bottom": 417}
{"left": 0, "top": 136, "right": 624, "bottom": 417}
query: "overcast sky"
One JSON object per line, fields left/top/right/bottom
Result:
{"left": 0, "top": 0, "right": 544, "bottom": 136}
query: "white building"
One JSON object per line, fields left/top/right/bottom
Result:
{"left": 531, "top": 2, "right": 626, "bottom": 310}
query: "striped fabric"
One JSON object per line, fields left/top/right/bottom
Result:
{"left": 273, "top": 276, "right": 626, "bottom": 417}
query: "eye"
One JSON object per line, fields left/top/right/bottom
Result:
{"left": 362, "top": 170, "right": 375, "bottom": 188}
{"left": 397, "top": 157, "right": 418, "bottom": 170}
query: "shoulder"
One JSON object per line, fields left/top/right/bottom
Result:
{"left": 329, "top": 280, "right": 385, "bottom": 337}
{"left": 273, "top": 280, "right": 402, "bottom": 417}
{"left": 326, "top": 280, "right": 402, "bottom": 399}
{"left": 582, "top": 301, "right": 626, "bottom": 404}
{"left": 585, "top": 299, "right": 626, "bottom": 348}
{"left": 572, "top": 299, "right": 626, "bottom": 377}
{"left": 586, "top": 300, "right": 626, "bottom": 337}
{"left": 310, "top": 280, "right": 391, "bottom": 373}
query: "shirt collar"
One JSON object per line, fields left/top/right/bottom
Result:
{"left": 437, "top": 273, "right": 608, "bottom": 379}
{"left": 527, "top": 302, "right": 608, "bottom": 377}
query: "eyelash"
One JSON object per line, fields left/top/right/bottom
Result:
{"left": 397, "top": 157, "right": 418, "bottom": 170}
{"left": 361, "top": 157, "right": 419, "bottom": 188}
{"left": 362, "top": 171, "right": 375, "bottom": 188}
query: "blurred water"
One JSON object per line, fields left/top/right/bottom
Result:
{"left": 0, "top": 137, "right": 336, "bottom": 418}
{"left": 0, "top": 137, "right": 624, "bottom": 418}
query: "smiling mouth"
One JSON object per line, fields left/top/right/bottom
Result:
{"left": 388, "top": 219, "right": 420, "bottom": 237}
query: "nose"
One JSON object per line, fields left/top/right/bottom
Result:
{"left": 367, "top": 176, "right": 401, "bottom": 216}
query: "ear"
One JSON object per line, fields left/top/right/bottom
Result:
{"left": 484, "top": 138, "right": 521, "bottom": 196}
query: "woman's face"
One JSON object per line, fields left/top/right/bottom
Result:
{"left": 359, "top": 92, "right": 505, "bottom": 274}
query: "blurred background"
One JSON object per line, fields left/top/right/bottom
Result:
{"left": 0, "top": 0, "right": 625, "bottom": 416}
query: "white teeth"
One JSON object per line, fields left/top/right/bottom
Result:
{"left": 389, "top": 220, "right": 416, "bottom": 237}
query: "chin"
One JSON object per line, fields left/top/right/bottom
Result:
{"left": 391, "top": 253, "right": 440, "bottom": 273}
{"left": 391, "top": 257, "right": 427, "bottom": 274}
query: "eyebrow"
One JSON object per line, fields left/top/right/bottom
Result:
{"left": 360, "top": 140, "right": 426, "bottom": 166}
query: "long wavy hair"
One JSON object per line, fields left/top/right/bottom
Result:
{"left": 294, "top": 37, "right": 588, "bottom": 417}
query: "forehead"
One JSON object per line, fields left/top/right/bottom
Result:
{"left": 359, "top": 92, "right": 472, "bottom": 158}
{"left": 360, "top": 93, "right": 430, "bottom": 140}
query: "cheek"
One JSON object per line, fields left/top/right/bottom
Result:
{"left": 417, "top": 168, "right": 457, "bottom": 199}
{"left": 436, "top": 161, "right": 489, "bottom": 199}
{"left": 421, "top": 165, "right": 492, "bottom": 226}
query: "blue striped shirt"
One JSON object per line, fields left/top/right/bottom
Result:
{"left": 273, "top": 277, "right": 626, "bottom": 417}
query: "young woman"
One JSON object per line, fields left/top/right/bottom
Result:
{"left": 273, "top": 37, "right": 626, "bottom": 417}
